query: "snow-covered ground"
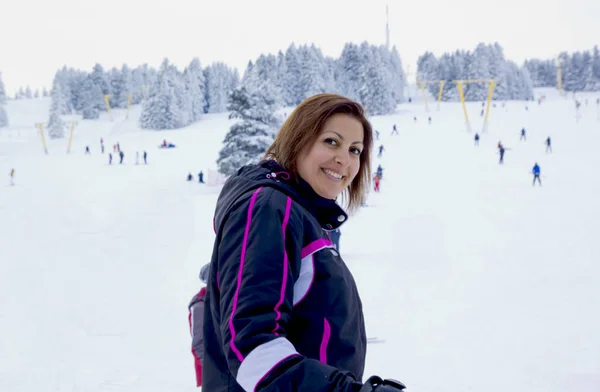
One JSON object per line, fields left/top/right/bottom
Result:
{"left": 1, "top": 89, "right": 599, "bottom": 392}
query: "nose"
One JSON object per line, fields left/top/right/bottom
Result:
{"left": 335, "top": 150, "right": 349, "bottom": 167}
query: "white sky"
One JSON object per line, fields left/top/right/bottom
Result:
{"left": 2, "top": 0, "right": 599, "bottom": 95}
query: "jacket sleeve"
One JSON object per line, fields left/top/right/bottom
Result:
{"left": 217, "top": 187, "right": 362, "bottom": 392}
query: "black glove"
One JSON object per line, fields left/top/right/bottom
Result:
{"left": 359, "top": 376, "right": 406, "bottom": 391}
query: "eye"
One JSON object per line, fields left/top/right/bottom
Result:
{"left": 350, "top": 147, "right": 362, "bottom": 156}
{"left": 324, "top": 138, "right": 338, "bottom": 146}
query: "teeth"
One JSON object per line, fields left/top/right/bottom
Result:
{"left": 324, "top": 169, "right": 343, "bottom": 179}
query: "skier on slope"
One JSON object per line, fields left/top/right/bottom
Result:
{"left": 373, "top": 173, "right": 381, "bottom": 192}
{"left": 545, "top": 137, "right": 552, "bottom": 153}
{"left": 532, "top": 163, "right": 542, "bottom": 186}
{"left": 200, "top": 94, "right": 406, "bottom": 391}
{"left": 376, "top": 164, "right": 384, "bottom": 180}
{"left": 378, "top": 144, "right": 385, "bottom": 158}
{"left": 9, "top": 168, "right": 15, "bottom": 186}
{"left": 474, "top": 133, "right": 480, "bottom": 146}
{"left": 520, "top": 128, "right": 526, "bottom": 141}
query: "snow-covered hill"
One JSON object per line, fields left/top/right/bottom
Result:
{"left": 1, "top": 90, "right": 599, "bottom": 392}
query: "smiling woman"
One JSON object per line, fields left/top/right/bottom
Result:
{"left": 265, "top": 94, "right": 373, "bottom": 212}
{"left": 199, "top": 93, "right": 408, "bottom": 391}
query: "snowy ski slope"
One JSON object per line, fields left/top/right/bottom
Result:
{"left": 1, "top": 89, "right": 599, "bottom": 392}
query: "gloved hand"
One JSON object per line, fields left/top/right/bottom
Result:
{"left": 359, "top": 376, "right": 406, "bottom": 392}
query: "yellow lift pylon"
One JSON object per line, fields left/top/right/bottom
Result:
{"left": 452, "top": 79, "right": 496, "bottom": 133}
{"left": 417, "top": 79, "right": 446, "bottom": 112}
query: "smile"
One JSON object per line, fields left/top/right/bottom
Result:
{"left": 322, "top": 168, "right": 345, "bottom": 181}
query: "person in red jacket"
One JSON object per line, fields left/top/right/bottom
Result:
{"left": 373, "top": 174, "right": 381, "bottom": 192}
{"left": 188, "top": 263, "right": 210, "bottom": 387}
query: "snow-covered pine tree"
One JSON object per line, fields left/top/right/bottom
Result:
{"left": 360, "top": 46, "right": 395, "bottom": 115}
{"left": 336, "top": 43, "right": 363, "bottom": 103}
{"left": 184, "top": 58, "right": 206, "bottom": 122}
{"left": 34, "top": 89, "right": 40, "bottom": 98}
{"left": 283, "top": 44, "right": 304, "bottom": 105}
{"left": 205, "top": 62, "right": 236, "bottom": 113}
{"left": 139, "top": 60, "right": 186, "bottom": 130}
{"left": 298, "top": 45, "right": 330, "bottom": 99}
{"left": 89, "top": 64, "right": 111, "bottom": 111}
{"left": 47, "top": 82, "right": 66, "bottom": 139}
{"left": 25, "top": 86, "right": 32, "bottom": 99}
{"left": 80, "top": 75, "right": 104, "bottom": 119}
{"left": 388, "top": 46, "right": 405, "bottom": 103}
{"left": 0, "top": 72, "right": 8, "bottom": 128}
{"left": 108, "top": 65, "right": 133, "bottom": 109}
{"left": 217, "top": 74, "right": 282, "bottom": 176}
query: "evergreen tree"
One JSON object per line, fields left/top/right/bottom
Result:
{"left": 184, "top": 58, "right": 206, "bottom": 122}
{"left": 217, "top": 77, "right": 281, "bottom": 176}
{"left": 283, "top": 44, "right": 304, "bottom": 105}
{"left": 360, "top": 46, "right": 395, "bottom": 115}
{"left": 139, "top": 60, "right": 186, "bottom": 130}
{"left": 34, "top": 89, "right": 40, "bottom": 98}
{"left": 205, "top": 62, "right": 235, "bottom": 113}
{"left": 80, "top": 75, "right": 104, "bottom": 119}
{"left": 47, "top": 82, "right": 66, "bottom": 139}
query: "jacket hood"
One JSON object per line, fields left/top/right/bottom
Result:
{"left": 213, "top": 160, "right": 348, "bottom": 232}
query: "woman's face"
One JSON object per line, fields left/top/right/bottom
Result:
{"left": 297, "top": 113, "right": 364, "bottom": 200}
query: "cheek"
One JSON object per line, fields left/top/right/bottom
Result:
{"left": 348, "top": 158, "right": 361, "bottom": 179}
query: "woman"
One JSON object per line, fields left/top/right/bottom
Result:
{"left": 202, "top": 94, "right": 406, "bottom": 391}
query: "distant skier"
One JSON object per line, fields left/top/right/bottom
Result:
{"left": 135, "top": 151, "right": 140, "bottom": 165}
{"left": 499, "top": 145, "right": 506, "bottom": 164}
{"left": 375, "top": 130, "right": 380, "bottom": 140}
{"left": 117, "top": 143, "right": 121, "bottom": 152}
{"left": 109, "top": 153, "right": 113, "bottom": 165}
{"left": 329, "top": 228, "right": 341, "bottom": 253}
{"left": 520, "top": 128, "right": 526, "bottom": 141}
{"left": 100, "top": 138, "right": 105, "bottom": 154}
{"left": 373, "top": 174, "right": 381, "bottom": 192}
{"left": 391, "top": 124, "right": 399, "bottom": 135}
{"left": 85, "top": 146, "right": 91, "bottom": 155}
{"left": 187, "top": 173, "right": 193, "bottom": 181}
{"left": 480, "top": 109, "right": 484, "bottom": 117}
{"left": 378, "top": 144, "right": 385, "bottom": 158}
{"left": 428, "top": 116, "right": 432, "bottom": 124}
{"left": 9, "top": 168, "right": 15, "bottom": 186}
{"left": 474, "top": 133, "right": 480, "bottom": 146}
{"left": 119, "top": 150, "right": 124, "bottom": 164}
{"left": 545, "top": 137, "right": 552, "bottom": 153}
{"left": 198, "top": 171, "right": 204, "bottom": 184}
{"left": 532, "top": 163, "right": 542, "bottom": 186}
{"left": 376, "top": 164, "right": 384, "bottom": 179}
{"left": 143, "top": 151, "right": 147, "bottom": 164}
{"left": 113, "top": 144, "right": 117, "bottom": 153}
{"left": 413, "top": 116, "right": 417, "bottom": 123}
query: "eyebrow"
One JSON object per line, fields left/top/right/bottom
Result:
{"left": 330, "top": 131, "right": 364, "bottom": 145}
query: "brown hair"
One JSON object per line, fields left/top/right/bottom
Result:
{"left": 265, "top": 93, "right": 373, "bottom": 213}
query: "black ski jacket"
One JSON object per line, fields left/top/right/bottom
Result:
{"left": 203, "top": 160, "right": 367, "bottom": 391}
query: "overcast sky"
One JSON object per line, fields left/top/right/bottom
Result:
{"left": 2, "top": 0, "right": 598, "bottom": 95}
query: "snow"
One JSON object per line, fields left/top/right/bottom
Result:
{"left": 1, "top": 89, "right": 600, "bottom": 392}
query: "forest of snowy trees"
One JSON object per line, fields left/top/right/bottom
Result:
{"left": 8, "top": 41, "right": 600, "bottom": 140}
{"left": 417, "top": 43, "right": 535, "bottom": 101}
{"left": 41, "top": 41, "right": 406, "bottom": 138}
{"left": 525, "top": 46, "right": 600, "bottom": 92}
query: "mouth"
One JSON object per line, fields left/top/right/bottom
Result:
{"left": 322, "top": 168, "right": 345, "bottom": 182}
